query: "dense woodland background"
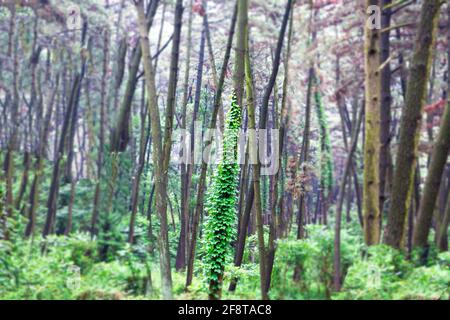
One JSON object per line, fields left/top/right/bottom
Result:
{"left": 0, "top": 0, "right": 449, "bottom": 300}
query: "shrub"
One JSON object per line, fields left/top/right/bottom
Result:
{"left": 336, "top": 246, "right": 450, "bottom": 300}
{"left": 270, "top": 225, "right": 360, "bottom": 300}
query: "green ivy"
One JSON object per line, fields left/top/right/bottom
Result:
{"left": 203, "top": 92, "right": 241, "bottom": 299}
{"left": 313, "top": 76, "right": 333, "bottom": 195}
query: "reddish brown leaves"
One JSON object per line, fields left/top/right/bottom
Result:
{"left": 192, "top": 0, "right": 205, "bottom": 16}
{"left": 424, "top": 99, "right": 445, "bottom": 114}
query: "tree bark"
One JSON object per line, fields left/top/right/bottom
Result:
{"left": 135, "top": 0, "right": 173, "bottom": 299}
{"left": 179, "top": 24, "right": 206, "bottom": 271}
{"left": 25, "top": 75, "right": 59, "bottom": 237}
{"left": 90, "top": 29, "right": 110, "bottom": 238}
{"left": 186, "top": 3, "right": 238, "bottom": 288}
{"left": 243, "top": 8, "right": 268, "bottom": 299}
{"left": 363, "top": 0, "right": 381, "bottom": 246}
{"left": 412, "top": 51, "right": 450, "bottom": 250}
{"left": 334, "top": 102, "right": 364, "bottom": 291}
{"left": 384, "top": 0, "right": 441, "bottom": 248}
{"left": 379, "top": 0, "right": 392, "bottom": 215}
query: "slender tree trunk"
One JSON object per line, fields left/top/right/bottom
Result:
{"left": 64, "top": 180, "right": 76, "bottom": 235}
{"left": 258, "top": 0, "right": 294, "bottom": 295}
{"left": 379, "top": 0, "right": 392, "bottom": 215}
{"left": 130, "top": 0, "right": 183, "bottom": 244}
{"left": 65, "top": 26, "right": 90, "bottom": 183}
{"left": 43, "top": 74, "right": 81, "bottom": 236}
{"left": 204, "top": 11, "right": 225, "bottom": 131}
{"left": 186, "top": 3, "right": 238, "bottom": 288}
{"left": 297, "top": 67, "right": 314, "bottom": 240}
{"left": 436, "top": 192, "right": 450, "bottom": 251}
{"left": 233, "top": 0, "right": 247, "bottom": 107}
{"left": 179, "top": 24, "right": 206, "bottom": 271}
{"left": 363, "top": 0, "right": 381, "bottom": 246}
{"left": 90, "top": 29, "right": 110, "bottom": 238}
{"left": 231, "top": 0, "right": 293, "bottom": 293}
{"left": 384, "top": 0, "right": 441, "bottom": 248}
{"left": 15, "top": 152, "right": 31, "bottom": 211}
{"left": 179, "top": 0, "right": 194, "bottom": 273}
{"left": 111, "top": 0, "right": 159, "bottom": 152}
{"left": 3, "top": 7, "right": 19, "bottom": 238}
{"left": 127, "top": 80, "right": 149, "bottom": 243}
{"left": 25, "top": 76, "right": 59, "bottom": 237}
{"left": 43, "top": 23, "right": 90, "bottom": 237}
{"left": 243, "top": 10, "right": 268, "bottom": 299}
{"left": 135, "top": 0, "right": 173, "bottom": 299}
{"left": 334, "top": 103, "right": 364, "bottom": 291}
{"left": 412, "top": 32, "right": 450, "bottom": 249}
{"left": 160, "top": 0, "right": 183, "bottom": 257}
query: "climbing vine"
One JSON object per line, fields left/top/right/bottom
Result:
{"left": 203, "top": 92, "right": 241, "bottom": 300}
{"left": 313, "top": 76, "right": 333, "bottom": 195}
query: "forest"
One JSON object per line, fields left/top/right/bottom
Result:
{"left": 0, "top": 0, "right": 449, "bottom": 301}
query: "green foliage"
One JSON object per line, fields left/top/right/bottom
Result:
{"left": 0, "top": 232, "right": 154, "bottom": 300}
{"left": 0, "top": 233, "right": 92, "bottom": 300}
{"left": 56, "top": 179, "right": 96, "bottom": 233}
{"left": 336, "top": 246, "right": 450, "bottom": 300}
{"left": 271, "top": 225, "right": 360, "bottom": 300}
{"left": 203, "top": 92, "right": 241, "bottom": 298}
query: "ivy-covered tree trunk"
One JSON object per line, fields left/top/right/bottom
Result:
{"left": 313, "top": 76, "right": 333, "bottom": 209}
{"left": 205, "top": 93, "right": 241, "bottom": 300}
{"left": 384, "top": 0, "right": 441, "bottom": 248}
{"left": 186, "top": 2, "right": 238, "bottom": 289}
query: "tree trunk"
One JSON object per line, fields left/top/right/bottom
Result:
{"left": 363, "top": 0, "right": 381, "bottom": 246}
{"left": 25, "top": 76, "right": 59, "bottom": 237}
{"left": 64, "top": 180, "right": 76, "bottom": 235}
{"left": 334, "top": 103, "right": 364, "bottom": 291}
{"left": 90, "top": 29, "right": 110, "bottom": 238}
{"left": 186, "top": 3, "right": 238, "bottom": 288}
{"left": 436, "top": 191, "right": 450, "bottom": 251}
{"left": 135, "top": 0, "right": 173, "bottom": 299}
{"left": 230, "top": 0, "right": 293, "bottom": 295}
{"left": 179, "top": 24, "right": 206, "bottom": 272}
{"left": 179, "top": 0, "right": 194, "bottom": 274}
{"left": 384, "top": 0, "right": 441, "bottom": 248}
{"left": 379, "top": 0, "right": 392, "bottom": 215}
{"left": 297, "top": 66, "right": 314, "bottom": 240}
{"left": 412, "top": 52, "right": 450, "bottom": 250}
{"left": 243, "top": 10, "right": 268, "bottom": 299}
